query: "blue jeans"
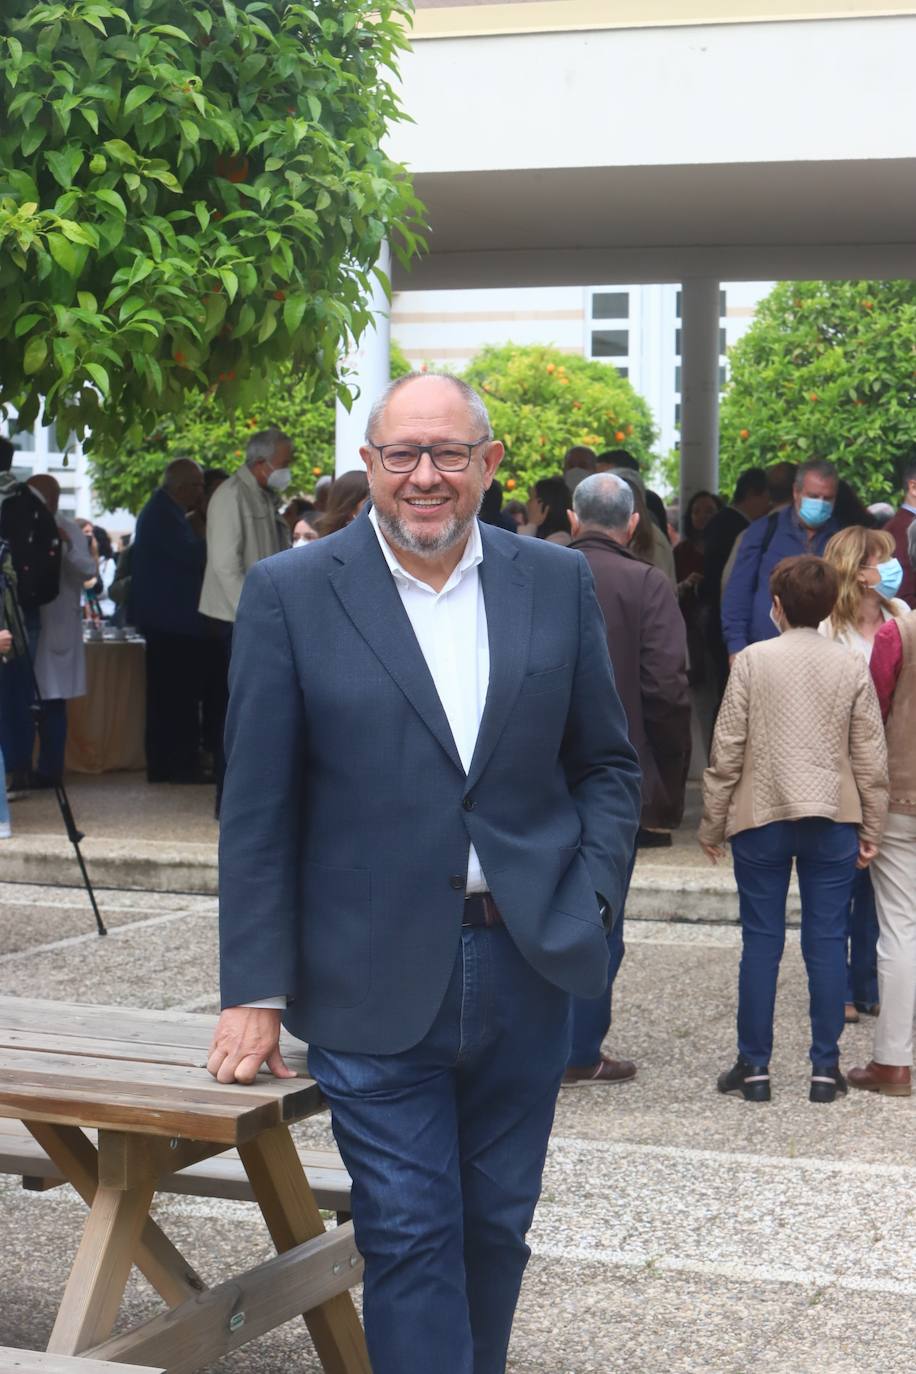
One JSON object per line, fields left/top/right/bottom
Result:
{"left": 731, "top": 818, "right": 859, "bottom": 1070}
{"left": 308, "top": 926, "right": 570, "bottom": 1374}
{"left": 846, "top": 867, "right": 879, "bottom": 1008}
{"left": 567, "top": 848, "right": 636, "bottom": 1067}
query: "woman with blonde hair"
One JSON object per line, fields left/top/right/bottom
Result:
{"left": 820, "top": 525, "right": 909, "bottom": 1025}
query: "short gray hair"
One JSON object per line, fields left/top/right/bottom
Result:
{"left": 162, "top": 457, "right": 201, "bottom": 486}
{"left": 246, "top": 427, "right": 291, "bottom": 467}
{"left": 908, "top": 518, "right": 916, "bottom": 571}
{"left": 794, "top": 458, "right": 838, "bottom": 489}
{"left": 572, "top": 472, "right": 634, "bottom": 531}
{"left": 364, "top": 373, "right": 492, "bottom": 444}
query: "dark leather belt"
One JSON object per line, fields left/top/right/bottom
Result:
{"left": 462, "top": 892, "right": 503, "bottom": 928}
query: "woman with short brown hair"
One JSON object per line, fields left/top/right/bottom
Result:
{"left": 700, "top": 555, "right": 888, "bottom": 1103}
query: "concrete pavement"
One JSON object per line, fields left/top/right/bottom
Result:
{"left": 1, "top": 869, "right": 913, "bottom": 1373}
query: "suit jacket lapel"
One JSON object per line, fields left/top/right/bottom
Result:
{"left": 466, "top": 528, "right": 532, "bottom": 790}
{"left": 328, "top": 515, "right": 464, "bottom": 773}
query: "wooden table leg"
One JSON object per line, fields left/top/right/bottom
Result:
{"left": 47, "top": 1176, "right": 157, "bottom": 1355}
{"left": 26, "top": 1121, "right": 206, "bottom": 1307}
{"left": 239, "top": 1124, "right": 371, "bottom": 1374}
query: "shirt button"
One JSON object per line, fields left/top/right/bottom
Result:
{"left": 449, "top": 875, "right": 465, "bottom": 890}
{"left": 462, "top": 796, "right": 476, "bottom": 811}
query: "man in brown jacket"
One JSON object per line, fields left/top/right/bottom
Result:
{"left": 563, "top": 472, "right": 691, "bottom": 1084}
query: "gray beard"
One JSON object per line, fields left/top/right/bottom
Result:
{"left": 373, "top": 492, "right": 482, "bottom": 559}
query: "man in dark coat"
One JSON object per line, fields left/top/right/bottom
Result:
{"left": 700, "top": 465, "right": 773, "bottom": 693}
{"left": 563, "top": 471, "right": 691, "bottom": 1086}
{"left": 130, "top": 458, "right": 208, "bottom": 782}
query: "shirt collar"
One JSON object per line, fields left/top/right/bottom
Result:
{"left": 369, "top": 505, "right": 483, "bottom": 595}
{"left": 902, "top": 503, "right": 916, "bottom": 516}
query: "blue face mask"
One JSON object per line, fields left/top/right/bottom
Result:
{"left": 873, "top": 558, "right": 904, "bottom": 600}
{"left": 798, "top": 496, "right": 834, "bottom": 528}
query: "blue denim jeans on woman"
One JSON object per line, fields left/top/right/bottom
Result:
{"left": 731, "top": 818, "right": 859, "bottom": 1071}
{"left": 308, "top": 925, "right": 570, "bottom": 1374}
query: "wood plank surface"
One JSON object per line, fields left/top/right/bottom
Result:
{"left": 0, "top": 1027, "right": 310, "bottom": 1076}
{"left": 85, "top": 1224, "right": 364, "bottom": 1373}
{"left": 0, "top": 997, "right": 307, "bottom": 1058}
{"left": 0, "top": 1047, "right": 323, "bottom": 1143}
{"left": 0, "top": 1349, "right": 164, "bottom": 1372}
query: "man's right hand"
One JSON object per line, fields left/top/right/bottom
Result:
{"left": 0, "top": 629, "right": 12, "bottom": 656}
{"left": 206, "top": 1006, "right": 296, "bottom": 1084}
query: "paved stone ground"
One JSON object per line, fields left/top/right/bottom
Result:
{"left": 2, "top": 864, "right": 916, "bottom": 1373}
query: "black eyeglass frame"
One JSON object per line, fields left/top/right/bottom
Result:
{"left": 368, "top": 437, "right": 492, "bottom": 473}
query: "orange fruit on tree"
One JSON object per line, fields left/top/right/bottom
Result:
{"left": 614, "top": 430, "right": 625, "bottom": 442}
{"left": 861, "top": 299, "right": 874, "bottom": 310}
{"left": 273, "top": 290, "right": 285, "bottom": 301}
{"left": 214, "top": 154, "right": 249, "bottom": 184}
{"left": 312, "top": 467, "right": 323, "bottom": 476}
{"left": 506, "top": 478, "right": 516, "bottom": 491}
{"left": 739, "top": 428, "right": 750, "bottom": 440}
{"left": 809, "top": 392, "right": 818, "bottom": 402}
{"left": 546, "top": 363, "right": 556, "bottom": 374}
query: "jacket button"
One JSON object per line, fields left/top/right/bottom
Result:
{"left": 462, "top": 796, "right": 475, "bottom": 811}
{"left": 449, "top": 875, "right": 465, "bottom": 890}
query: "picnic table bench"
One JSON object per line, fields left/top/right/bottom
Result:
{"left": 0, "top": 997, "right": 368, "bottom": 1373}
{"left": 0, "top": 1350, "right": 163, "bottom": 1372}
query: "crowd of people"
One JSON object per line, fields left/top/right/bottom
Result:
{"left": 0, "top": 415, "right": 914, "bottom": 1108}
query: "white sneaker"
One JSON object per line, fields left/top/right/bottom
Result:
{"left": 0, "top": 821, "right": 11, "bottom": 839}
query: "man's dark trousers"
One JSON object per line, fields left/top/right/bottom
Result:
{"left": 566, "top": 847, "right": 636, "bottom": 1067}
{"left": 308, "top": 924, "right": 570, "bottom": 1374}
{"left": 143, "top": 630, "right": 205, "bottom": 781}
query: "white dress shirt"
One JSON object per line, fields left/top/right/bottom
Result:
{"left": 243, "top": 509, "right": 491, "bottom": 1010}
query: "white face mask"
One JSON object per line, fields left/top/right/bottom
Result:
{"left": 267, "top": 466, "right": 292, "bottom": 492}
{"left": 769, "top": 605, "right": 783, "bottom": 633}
{"left": 293, "top": 536, "right": 307, "bottom": 547}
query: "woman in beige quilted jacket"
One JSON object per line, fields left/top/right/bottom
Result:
{"left": 699, "top": 555, "right": 888, "bottom": 1104}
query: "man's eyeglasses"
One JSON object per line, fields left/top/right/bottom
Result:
{"left": 369, "top": 438, "right": 491, "bottom": 474}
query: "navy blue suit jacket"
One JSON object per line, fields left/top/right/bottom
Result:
{"left": 219, "top": 512, "right": 641, "bottom": 1054}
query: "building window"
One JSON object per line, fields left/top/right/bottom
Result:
{"left": 591, "top": 330, "right": 628, "bottom": 358}
{"left": 615, "top": 365, "right": 628, "bottom": 379}
{"left": 592, "top": 291, "right": 629, "bottom": 320}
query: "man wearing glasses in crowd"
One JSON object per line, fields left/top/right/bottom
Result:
{"left": 208, "top": 373, "right": 640, "bottom": 1374}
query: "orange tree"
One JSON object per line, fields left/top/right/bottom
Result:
{"left": 0, "top": 0, "right": 422, "bottom": 459}
{"left": 90, "top": 341, "right": 411, "bottom": 512}
{"left": 719, "top": 280, "right": 916, "bottom": 500}
{"left": 460, "top": 345, "right": 656, "bottom": 497}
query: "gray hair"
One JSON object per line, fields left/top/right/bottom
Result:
{"left": 794, "top": 458, "right": 838, "bottom": 489}
{"left": 573, "top": 472, "right": 634, "bottom": 531}
{"left": 364, "top": 373, "right": 492, "bottom": 444}
{"left": 162, "top": 457, "right": 201, "bottom": 491}
{"left": 246, "top": 427, "right": 291, "bottom": 467}
{"left": 908, "top": 518, "right": 916, "bottom": 571}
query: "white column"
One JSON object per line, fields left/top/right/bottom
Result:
{"left": 334, "top": 242, "right": 391, "bottom": 476}
{"left": 678, "top": 278, "right": 720, "bottom": 512}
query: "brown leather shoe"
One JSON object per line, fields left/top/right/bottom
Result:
{"left": 848, "top": 1061, "right": 912, "bottom": 1096}
{"left": 562, "top": 1055, "right": 637, "bottom": 1087}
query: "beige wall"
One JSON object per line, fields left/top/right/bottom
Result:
{"left": 412, "top": 0, "right": 916, "bottom": 38}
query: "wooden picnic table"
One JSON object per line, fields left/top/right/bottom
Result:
{"left": 0, "top": 997, "right": 369, "bottom": 1374}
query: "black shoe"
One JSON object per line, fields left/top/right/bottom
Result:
{"left": 636, "top": 828, "right": 672, "bottom": 849}
{"left": 854, "top": 1002, "right": 880, "bottom": 1017}
{"left": 810, "top": 1067, "right": 847, "bottom": 1104}
{"left": 717, "top": 1056, "right": 771, "bottom": 1102}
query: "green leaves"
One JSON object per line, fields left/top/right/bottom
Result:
{"left": 0, "top": 0, "right": 423, "bottom": 462}
{"left": 124, "top": 84, "right": 156, "bottom": 115}
{"left": 720, "top": 281, "right": 916, "bottom": 502}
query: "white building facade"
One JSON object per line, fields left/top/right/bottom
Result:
{"left": 391, "top": 279, "right": 772, "bottom": 461}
